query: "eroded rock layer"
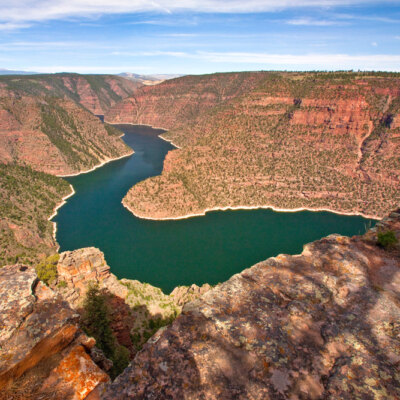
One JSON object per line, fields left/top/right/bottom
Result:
{"left": 104, "top": 210, "right": 400, "bottom": 399}
{"left": 106, "top": 72, "right": 400, "bottom": 219}
{"left": 0, "top": 264, "right": 109, "bottom": 399}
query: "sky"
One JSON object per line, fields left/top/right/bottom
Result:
{"left": 0, "top": 0, "right": 399, "bottom": 75}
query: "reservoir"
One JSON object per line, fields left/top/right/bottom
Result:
{"left": 55, "top": 124, "right": 376, "bottom": 293}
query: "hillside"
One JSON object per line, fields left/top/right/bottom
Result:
{"left": 0, "top": 163, "right": 70, "bottom": 266}
{"left": 0, "top": 73, "right": 140, "bottom": 115}
{"left": 105, "top": 71, "right": 400, "bottom": 219}
{"left": 0, "top": 74, "right": 138, "bottom": 175}
{"left": 0, "top": 95, "right": 133, "bottom": 175}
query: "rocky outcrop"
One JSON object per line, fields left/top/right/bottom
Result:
{"left": 108, "top": 72, "right": 400, "bottom": 220}
{"left": 170, "top": 283, "right": 212, "bottom": 306}
{"left": 56, "top": 247, "right": 211, "bottom": 354}
{"left": 0, "top": 264, "right": 109, "bottom": 399}
{"left": 104, "top": 210, "right": 400, "bottom": 399}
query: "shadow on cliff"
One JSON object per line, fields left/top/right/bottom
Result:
{"left": 150, "top": 232, "right": 400, "bottom": 398}
{"left": 184, "top": 231, "right": 400, "bottom": 398}
{"left": 104, "top": 217, "right": 400, "bottom": 399}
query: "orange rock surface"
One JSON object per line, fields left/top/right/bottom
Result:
{"left": 43, "top": 345, "right": 109, "bottom": 400}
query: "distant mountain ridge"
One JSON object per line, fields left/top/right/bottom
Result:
{"left": 0, "top": 68, "right": 39, "bottom": 75}
{"left": 118, "top": 72, "right": 184, "bottom": 85}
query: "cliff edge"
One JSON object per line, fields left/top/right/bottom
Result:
{"left": 104, "top": 209, "right": 400, "bottom": 399}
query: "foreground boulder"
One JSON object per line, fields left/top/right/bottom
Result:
{"left": 0, "top": 264, "right": 109, "bottom": 399}
{"left": 104, "top": 210, "right": 400, "bottom": 399}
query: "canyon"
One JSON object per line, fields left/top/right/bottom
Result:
{"left": 105, "top": 71, "right": 400, "bottom": 220}
{"left": 0, "top": 74, "right": 138, "bottom": 266}
{"left": 0, "top": 71, "right": 400, "bottom": 398}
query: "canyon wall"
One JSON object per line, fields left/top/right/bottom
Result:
{"left": 0, "top": 74, "right": 139, "bottom": 265}
{"left": 0, "top": 164, "right": 71, "bottom": 266}
{"left": 0, "top": 74, "right": 138, "bottom": 176}
{"left": 0, "top": 74, "right": 140, "bottom": 115}
{"left": 106, "top": 72, "right": 400, "bottom": 219}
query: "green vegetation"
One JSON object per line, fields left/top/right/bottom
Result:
{"left": 377, "top": 230, "right": 398, "bottom": 249}
{"left": 0, "top": 163, "right": 70, "bottom": 266}
{"left": 82, "top": 284, "right": 130, "bottom": 379}
{"left": 0, "top": 73, "right": 138, "bottom": 110}
{"left": 122, "top": 71, "right": 400, "bottom": 220}
{"left": 120, "top": 280, "right": 180, "bottom": 351}
{"left": 58, "top": 280, "right": 67, "bottom": 288}
{"left": 35, "top": 253, "right": 59, "bottom": 285}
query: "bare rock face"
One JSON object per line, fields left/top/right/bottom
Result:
{"left": 56, "top": 248, "right": 211, "bottom": 355}
{"left": 57, "top": 247, "right": 113, "bottom": 306}
{"left": 43, "top": 344, "right": 110, "bottom": 400}
{"left": 170, "top": 283, "right": 212, "bottom": 306}
{"left": 104, "top": 211, "right": 400, "bottom": 399}
{"left": 0, "top": 264, "right": 109, "bottom": 399}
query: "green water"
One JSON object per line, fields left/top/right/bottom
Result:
{"left": 55, "top": 124, "right": 376, "bottom": 293}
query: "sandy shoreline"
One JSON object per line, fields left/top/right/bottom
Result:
{"left": 107, "top": 122, "right": 181, "bottom": 149}
{"left": 112, "top": 121, "right": 380, "bottom": 221}
{"left": 49, "top": 140, "right": 135, "bottom": 246}
{"left": 56, "top": 150, "right": 134, "bottom": 178}
{"left": 122, "top": 201, "right": 380, "bottom": 222}
{"left": 158, "top": 134, "right": 181, "bottom": 149}
{"left": 107, "top": 121, "right": 170, "bottom": 131}
{"left": 48, "top": 184, "right": 76, "bottom": 249}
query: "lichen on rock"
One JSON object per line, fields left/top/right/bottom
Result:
{"left": 104, "top": 209, "right": 400, "bottom": 399}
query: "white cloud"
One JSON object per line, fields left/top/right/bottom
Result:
{"left": 0, "top": 22, "right": 31, "bottom": 30}
{"left": 0, "top": 0, "right": 389, "bottom": 24}
{"left": 286, "top": 17, "right": 340, "bottom": 26}
{"left": 196, "top": 52, "right": 400, "bottom": 66}
{"left": 122, "top": 50, "right": 400, "bottom": 71}
{"left": 371, "top": 41, "right": 378, "bottom": 46}
{"left": 0, "top": 41, "right": 115, "bottom": 51}
{"left": 28, "top": 65, "right": 156, "bottom": 73}
{"left": 162, "top": 33, "right": 200, "bottom": 37}
{"left": 20, "top": 52, "right": 400, "bottom": 73}
{"left": 333, "top": 13, "right": 400, "bottom": 23}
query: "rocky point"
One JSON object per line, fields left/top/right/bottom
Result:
{"left": 104, "top": 209, "right": 400, "bottom": 399}
{"left": 0, "top": 264, "right": 109, "bottom": 400}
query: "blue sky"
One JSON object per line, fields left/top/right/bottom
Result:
{"left": 0, "top": 1, "right": 399, "bottom": 74}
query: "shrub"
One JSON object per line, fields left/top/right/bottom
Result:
{"left": 58, "top": 280, "right": 67, "bottom": 288}
{"left": 81, "top": 284, "right": 130, "bottom": 378}
{"left": 377, "top": 230, "right": 398, "bottom": 249}
{"left": 35, "top": 253, "right": 60, "bottom": 285}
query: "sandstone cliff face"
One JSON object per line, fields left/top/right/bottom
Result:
{"left": 107, "top": 72, "right": 400, "bottom": 219}
{"left": 105, "top": 72, "right": 267, "bottom": 129}
{"left": 0, "top": 73, "right": 138, "bottom": 176}
{"left": 0, "top": 264, "right": 109, "bottom": 400}
{"left": 55, "top": 247, "right": 210, "bottom": 355}
{"left": 104, "top": 210, "right": 400, "bottom": 399}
